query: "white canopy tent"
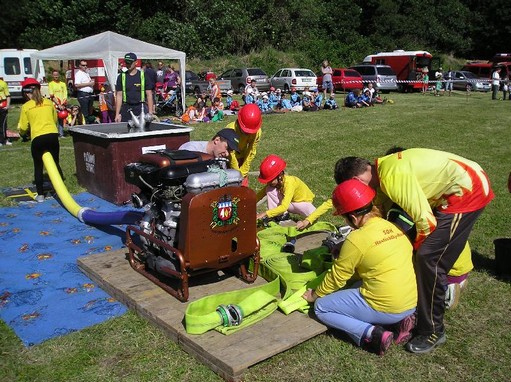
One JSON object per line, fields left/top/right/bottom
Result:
{"left": 31, "top": 31, "right": 186, "bottom": 111}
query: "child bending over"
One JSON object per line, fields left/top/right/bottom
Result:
{"left": 256, "top": 154, "right": 316, "bottom": 221}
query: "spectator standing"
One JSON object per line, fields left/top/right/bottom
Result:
{"left": 74, "top": 60, "right": 95, "bottom": 122}
{"left": 502, "top": 74, "right": 509, "bottom": 100}
{"left": 445, "top": 68, "right": 453, "bottom": 96}
{"left": 48, "top": 70, "right": 68, "bottom": 137}
{"left": 17, "top": 79, "right": 64, "bottom": 202}
{"left": 156, "top": 61, "right": 166, "bottom": 84}
{"left": 164, "top": 65, "right": 180, "bottom": 92}
{"left": 434, "top": 67, "right": 443, "bottom": 96}
{"left": 143, "top": 62, "right": 158, "bottom": 113}
{"left": 209, "top": 78, "right": 221, "bottom": 105}
{"left": 0, "top": 76, "right": 11, "bottom": 146}
{"left": 421, "top": 68, "right": 429, "bottom": 94}
{"left": 492, "top": 67, "right": 501, "bottom": 100}
{"left": 321, "top": 60, "right": 334, "bottom": 100}
{"left": 115, "top": 52, "right": 154, "bottom": 123}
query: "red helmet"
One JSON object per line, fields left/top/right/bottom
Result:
{"left": 57, "top": 110, "right": 69, "bottom": 119}
{"left": 332, "top": 179, "right": 375, "bottom": 215}
{"left": 21, "top": 78, "right": 41, "bottom": 89}
{"left": 258, "top": 154, "right": 287, "bottom": 184}
{"left": 238, "top": 103, "right": 262, "bottom": 134}
{"left": 0, "top": 100, "right": 7, "bottom": 108}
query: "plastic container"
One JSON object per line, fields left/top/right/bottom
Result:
{"left": 494, "top": 238, "right": 511, "bottom": 276}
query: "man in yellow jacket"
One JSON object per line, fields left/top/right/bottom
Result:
{"left": 334, "top": 149, "right": 494, "bottom": 354}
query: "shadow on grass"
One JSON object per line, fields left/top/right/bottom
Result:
{"left": 472, "top": 249, "right": 511, "bottom": 283}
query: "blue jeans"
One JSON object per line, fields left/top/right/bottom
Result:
{"left": 314, "top": 286, "right": 415, "bottom": 346}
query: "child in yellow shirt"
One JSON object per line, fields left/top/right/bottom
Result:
{"left": 256, "top": 154, "right": 316, "bottom": 221}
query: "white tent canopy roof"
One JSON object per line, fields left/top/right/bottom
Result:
{"left": 31, "top": 31, "right": 186, "bottom": 109}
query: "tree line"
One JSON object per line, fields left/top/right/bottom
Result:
{"left": 1, "top": 0, "right": 510, "bottom": 67}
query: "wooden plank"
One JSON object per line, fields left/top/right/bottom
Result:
{"left": 78, "top": 240, "right": 328, "bottom": 382}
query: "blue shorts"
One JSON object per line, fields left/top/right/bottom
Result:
{"left": 323, "top": 80, "right": 333, "bottom": 91}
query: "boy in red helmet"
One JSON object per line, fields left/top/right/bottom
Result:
{"left": 256, "top": 154, "right": 316, "bottom": 221}
{"left": 225, "top": 103, "right": 262, "bottom": 186}
{"left": 303, "top": 179, "right": 417, "bottom": 356}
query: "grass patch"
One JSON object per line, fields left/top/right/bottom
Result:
{"left": 1, "top": 89, "right": 510, "bottom": 381}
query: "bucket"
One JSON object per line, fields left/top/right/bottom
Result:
{"left": 494, "top": 238, "right": 511, "bottom": 276}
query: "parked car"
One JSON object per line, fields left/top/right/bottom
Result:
{"left": 269, "top": 68, "right": 317, "bottom": 92}
{"left": 184, "top": 70, "right": 231, "bottom": 96}
{"left": 446, "top": 70, "right": 491, "bottom": 92}
{"left": 218, "top": 67, "right": 270, "bottom": 94}
{"left": 316, "top": 68, "right": 363, "bottom": 92}
{"left": 349, "top": 64, "right": 398, "bottom": 92}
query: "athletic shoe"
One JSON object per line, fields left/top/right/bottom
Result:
{"left": 35, "top": 195, "right": 45, "bottom": 203}
{"left": 405, "top": 332, "right": 446, "bottom": 354}
{"left": 445, "top": 283, "right": 461, "bottom": 310}
{"left": 5, "top": 140, "right": 12, "bottom": 146}
{"left": 366, "top": 325, "right": 394, "bottom": 356}
{"left": 393, "top": 313, "right": 416, "bottom": 345}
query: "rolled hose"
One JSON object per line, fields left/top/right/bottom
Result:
{"left": 42, "top": 152, "right": 143, "bottom": 225}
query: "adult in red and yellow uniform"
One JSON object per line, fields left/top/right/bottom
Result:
{"left": 334, "top": 148, "right": 494, "bottom": 354}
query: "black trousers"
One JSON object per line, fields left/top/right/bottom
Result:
{"left": 77, "top": 91, "right": 94, "bottom": 119}
{"left": 0, "top": 107, "right": 7, "bottom": 144}
{"left": 31, "top": 133, "right": 63, "bottom": 195}
{"left": 415, "top": 208, "right": 484, "bottom": 335}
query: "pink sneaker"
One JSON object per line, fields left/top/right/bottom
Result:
{"left": 367, "top": 325, "right": 394, "bottom": 356}
{"left": 394, "top": 313, "right": 416, "bottom": 345}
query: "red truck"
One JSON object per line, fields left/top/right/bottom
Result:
{"left": 362, "top": 50, "right": 439, "bottom": 92}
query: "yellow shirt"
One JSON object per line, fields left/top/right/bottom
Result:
{"left": 18, "top": 99, "right": 58, "bottom": 140}
{"left": 316, "top": 217, "right": 417, "bottom": 314}
{"left": 306, "top": 199, "right": 333, "bottom": 224}
{"left": 377, "top": 148, "right": 494, "bottom": 247}
{"left": 256, "top": 175, "right": 315, "bottom": 218}
{"left": 0, "top": 79, "right": 10, "bottom": 100}
{"left": 48, "top": 80, "right": 68, "bottom": 104}
{"left": 225, "top": 121, "right": 261, "bottom": 178}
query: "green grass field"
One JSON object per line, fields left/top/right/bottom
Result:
{"left": 1, "top": 90, "right": 510, "bottom": 382}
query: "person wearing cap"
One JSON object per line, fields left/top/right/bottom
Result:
{"left": 255, "top": 154, "right": 316, "bottom": 222}
{"left": 0, "top": 76, "right": 11, "bottom": 146}
{"left": 74, "top": 60, "right": 95, "bottom": 122}
{"left": 225, "top": 103, "right": 263, "bottom": 187}
{"left": 302, "top": 179, "right": 417, "bottom": 356}
{"left": 115, "top": 53, "right": 154, "bottom": 123}
{"left": 333, "top": 149, "right": 494, "bottom": 354}
{"left": 17, "top": 78, "right": 64, "bottom": 202}
{"left": 178, "top": 128, "right": 239, "bottom": 158}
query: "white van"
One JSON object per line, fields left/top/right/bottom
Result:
{"left": 0, "top": 49, "right": 46, "bottom": 99}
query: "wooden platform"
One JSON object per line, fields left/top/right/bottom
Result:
{"left": 77, "top": 233, "right": 328, "bottom": 381}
